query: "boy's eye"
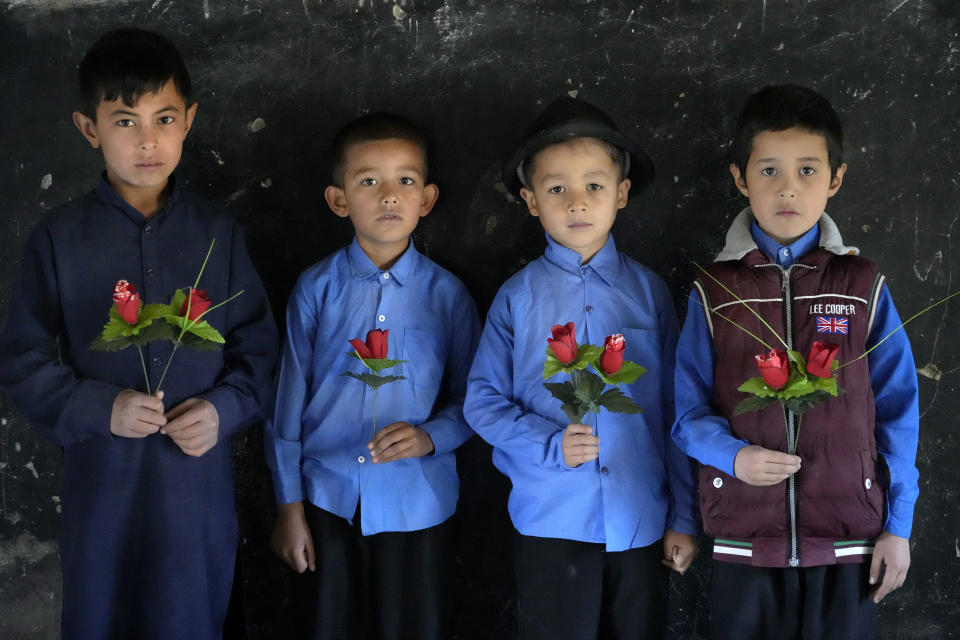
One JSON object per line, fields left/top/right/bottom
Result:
{"left": 360, "top": 178, "right": 378, "bottom": 186}
{"left": 800, "top": 166, "right": 815, "bottom": 176}
{"left": 586, "top": 183, "right": 603, "bottom": 191}
{"left": 548, "top": 185, "right": 565, "bottom": 194}
{"left": 157, "top": 115, "right": 176, "bottom": 125}
{"left": 760, "top": 167, "right": 777, "bottom": 176}
{"left": 116, "top": 119, "right": 135, "bottom": 128}
{"left": 399, "top": 177, "right": 415, "bottom": 185}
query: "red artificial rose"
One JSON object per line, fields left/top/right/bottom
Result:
{"left": 112, "top": 279, "right": 141, "bottom": 325}
{"left": 349, "top": 329, "right": 389, "bottom": 360}
{"left": 180, "top": 288, "right": 211, "bottom": 321}
{"left": 806, "top": 341, "right": 840, "bottom": 378}
{"left": 599, "top": 333, "right": 625, "bottom": 374}
{"left": 547, "top": 322, "right": 578, "bottom": 364}
{"left": 754, "top": 349, "right": 790, "bottom": 389}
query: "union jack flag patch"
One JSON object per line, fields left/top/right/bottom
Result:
{"left": 816, "top": 316, "right": 849, "bottom": 334}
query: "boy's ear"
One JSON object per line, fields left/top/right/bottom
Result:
{"left": 73, "top": 111, "right": 101, "bottom": 149}
{"left": 519, "top": 187, "right": 539, "bottom": 217}
{"left": 828, "top": 163, "right": 847, "bottom": 197}
{"left": 183, "top": 102, "right": 199, "bottom": 138}
{"left": 730, "top": 163, "right": 750, "bottom": 197}
{"left": 616, "top": 178, "right": 631, "bottom": 210}
{"left": 324, "top": 185, "right": 350, "bottom": 218}
{"left": 419, "top": 183, "right": 439, "bottom": 218}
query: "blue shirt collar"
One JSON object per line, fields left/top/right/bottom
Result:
{"left": 347, "top": 237, "right": 417, "bottom": 285}
{"left": 95, "top": 172, "right": 182, "bottom": 225}
{"left": 542, "top": 233, "right": 620, "bottom": 286}
{"left": 750, "top": 221, "right": 820, "bottom": 268}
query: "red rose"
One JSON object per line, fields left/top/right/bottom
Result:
{"left": 806, "top": 341, "right": 840, "bottom": 378}
{"left": 349, "top": 329, "right": 389, "bottom": 360}
{"left": 547, "top": 322, "right": 578, "bottom": 364}
{"left": 179, "top": 288, "right": 211, "bottom": 321}
{"left": 599, "top": 333, "right": 625, "bottom": 374}
{"left": 754, "top": 349, "right": 790, "bottom": 389}
{"left": 112, "top": 280, "right": 141, "bottom": 325}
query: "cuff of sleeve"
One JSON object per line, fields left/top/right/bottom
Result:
{"left": 884, "top": 500, "right": 915, "bottom": 539}
{"left": 200, "top": 386, "right": 256, "bottom": 439}
{"left": 667, "top": 512, "right": 699, "bottom": 536}
{"left": 701, "top": 437, "right": 750, "bottom": 477}
{"left": 545, "top": 428, "right": 570, "bottom": 470}
{"left": 418, "top": 416, "right": 470, "bottom": 455}
{"left": 272, "top": 472, "right": 305, "bottom": 505}
{"left": 71, "top": 380, "right": 123, "bottom": 440}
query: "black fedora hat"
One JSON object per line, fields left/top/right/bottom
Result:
{"left": 502, "top": 95, "right": 655, "bottom": 195}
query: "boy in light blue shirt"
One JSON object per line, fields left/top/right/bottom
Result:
{"left": 464, "top": 96, "right": 697, "bottom": 640}
{"left": 265, "top": 113, "right": 480, "bottom": 639}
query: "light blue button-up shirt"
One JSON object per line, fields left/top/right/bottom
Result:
{"left": 673, "top": 222, "right": 920, "bottom": 537}
{"left": 464, "top": 234, "right": 697, "bottom": 552}
{"left": 265, "top": 238, "right": 480, "bottom": 534}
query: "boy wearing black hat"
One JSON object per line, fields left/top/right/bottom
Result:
{"left": 465, "top": 97, "right": 698, "bottom": 639}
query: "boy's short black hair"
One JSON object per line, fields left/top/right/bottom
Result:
{"left": 733, "top": 84, "right": 844, "bottom": 178}
{"left": 79, "top": 27, "right": 192, "bottom": 119}
{"left": 331, "top": 113, "right": 429, "bottom": 186}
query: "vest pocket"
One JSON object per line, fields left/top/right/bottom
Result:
{"left": 859, "top": 449, "right": 885, "bottom": 521}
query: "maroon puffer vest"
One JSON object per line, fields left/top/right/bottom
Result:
{"left": 696, "top": 248, "right": 887, "bottom": 567}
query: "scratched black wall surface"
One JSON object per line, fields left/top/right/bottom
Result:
{"left": 1, "top": 1, "right": 958, "bottom": 638}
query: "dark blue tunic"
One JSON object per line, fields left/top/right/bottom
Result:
{"left": 0, "top": 176, "right": 278, "bottom": 640}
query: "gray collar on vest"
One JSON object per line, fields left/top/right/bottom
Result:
{"left": 715, "top": 207, "right": 859, "bottom": 262}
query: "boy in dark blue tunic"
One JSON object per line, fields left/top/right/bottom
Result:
{"left": 0, "top": 28, "right": 278, "bottom": 639}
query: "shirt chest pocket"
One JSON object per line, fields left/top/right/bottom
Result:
{"left": 620, "top": 326, "right": 662, "bottom": 406}
{"left": 399, "top": 327, "right": 446, "bottom": 413}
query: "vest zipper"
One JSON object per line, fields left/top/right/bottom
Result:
{"left": 780, "top": 266, "right": 800, "bottom": 567}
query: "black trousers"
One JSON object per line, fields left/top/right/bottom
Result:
{"left": 711, "top": 561, "right": 879, "bottom": 640}
{"left": 513, "top": 533, "right": 668, "bottom": 640}
{"left": 301, "top": 502, "right": 450, "bottom": 640}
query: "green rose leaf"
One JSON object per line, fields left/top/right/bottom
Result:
{"left": 594, "top": 360, "right": 647, "bottom": 386}
{"left": 733, "top": 395, "right": 780, "bottom": 415}
{"left": 570, "top": 369, "right": 605, "bottom": 405}
{"left": 346, "top": 351, "right": 406, "bottom": 373}
{"left": 543, "top": 344, "right": 600, "bottom": 379}
{"left": 544, "top": 382, "right": 579, "bottom": 405}
{"left": 737, "top": 376, "right": 780, "bottom": 398}
{"left": 341, "top": 371, "right": 405, "bottom": 389}
{"left": 561, "top": 402, "right": 588, "bottom": 424}
{"left": 597, "top": 388, "right": 642, "bottom": 414}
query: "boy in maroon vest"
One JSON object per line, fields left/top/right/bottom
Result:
{"left": 672, "top": 85, "right": 919, "bottom": 639}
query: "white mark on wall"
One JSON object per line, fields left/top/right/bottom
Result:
{"left": 203, "top": 0, "right": 210, "bottom": 19}
{"left": 247, "top": 117, "right": 266, "bottom": 133}
{"left": 260, "top": 178, "right": 272, "bottom": 189}
{"left": 917, "top": 363, "right": 943, "bottom": 381}
{"left": 886, "top": 0, "right": 912, "bottom": 20}
{"left": 0, "top": 532, "right": 57, "bottom": 571}
{"left": 393, "top": 3, "right": 407, "bottom": 20}
{"left": 211, "top": 150, "right": 225, "bottom": 166}
{"left": 484, "top": 216, "right": 498, "bottom": 236}
{"left": 40, "top": 174, "right": 52, "bottom": 190}
{"left": 24, "top": 461, "right": 38, "bottom": 480}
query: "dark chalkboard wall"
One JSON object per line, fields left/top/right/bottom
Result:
{"left": 1, "top": 1, "right": 958, "bottom": 638}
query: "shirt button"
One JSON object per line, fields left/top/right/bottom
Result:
{"left": 357, "top": 455, "right": 366, "bottom": 464}
{"left": 143, "top": 225, "right": 153, "bottom": 235}
{"left": 600, "top": 466, "right": 609, "bottom": 475}
{"left": 713, "top": 477, "right": 723, "bottom": 488}
{"left": 864, "top": 478, "right": 872, "bottom": 490}
{"left": 382, "top": 273, "right": 390, "bottom": 280}
{"left": 146, "top": 267, "right": 156, "bottom": 278}
{"left": 585, "top": 305, "right": 593, "bottom": 312}
{"left": 579, "top": 268, "right": 586, "bottom": 276}
{"left": 377, "top": 314, "right": 386, "bottom": 322}
{"left": 151, "top": 356, "right": 163, "bottom": 366}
